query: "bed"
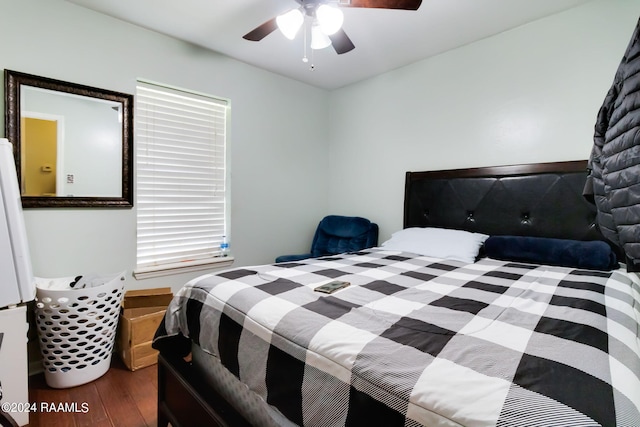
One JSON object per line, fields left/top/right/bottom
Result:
{"left": 153, "top": 160, "right": 640, "bottom": 427}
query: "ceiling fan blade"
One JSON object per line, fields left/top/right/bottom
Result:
{"left": 243, "top": 18, "right": 278, "bottom": 41}
{"left": 342, "top": 0, "right": 422, "bottom": 10}
{"left": 329, "top": 29, "right": 355, "bottom": 55}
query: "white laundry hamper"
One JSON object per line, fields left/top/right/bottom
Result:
{"left": 34, "top": 271, "right": 126, "bottom": 388}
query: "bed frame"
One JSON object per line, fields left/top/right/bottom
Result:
{"left": 157, "top": 353, "right": 251, "bottom": 427}
{"left": 157, "top": 159, "right": 614, "bottom": 427}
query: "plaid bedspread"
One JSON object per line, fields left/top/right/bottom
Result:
{"left": 154, "top": 249, "right": 640, "bottom": 426}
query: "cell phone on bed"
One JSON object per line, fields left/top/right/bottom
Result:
{"left": 314, "top": 280, "right": 350, "bottom": 294}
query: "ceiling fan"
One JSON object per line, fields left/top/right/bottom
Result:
{"left": 243, "top": 0, "right": 423, "bottom": 55}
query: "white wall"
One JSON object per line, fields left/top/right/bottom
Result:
{"left": 327, "top": 0, "right": 640, "bottom": 243}
{"left": 0, "top": 0, "right": 329, "bottom": 291}
{"left": 2, "top": 0, "right": 639, "bottom": 294}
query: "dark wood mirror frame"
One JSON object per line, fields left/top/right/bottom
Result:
{"left": 4, "top": 70, "right": 133, "bottom": 208}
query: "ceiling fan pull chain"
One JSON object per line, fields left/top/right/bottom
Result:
{"left": 310, "top": 46, "right": 316, "bottom": 71}
{"left": 302, "top": 19, "right": 309, "bottom": 63}
{"left": 301, "top": 18, "right": 316, "bottom": 70}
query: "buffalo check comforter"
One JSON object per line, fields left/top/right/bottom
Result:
{"left": 153, "top": 249, "right": 640, "bottom": 426}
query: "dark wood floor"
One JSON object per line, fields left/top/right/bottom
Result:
{"left": 27, "top": 358, "right": 157, "bottom": 427}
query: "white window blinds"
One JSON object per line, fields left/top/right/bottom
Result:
{"left": 136, "top": 81, "right": 229, "bottom": 272}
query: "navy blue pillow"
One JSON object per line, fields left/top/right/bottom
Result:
{"left": 484, "top": 236, "right": 618, "bottom": 271}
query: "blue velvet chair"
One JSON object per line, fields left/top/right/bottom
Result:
{"left": 275, "top": 215, "right": 379, "bottom": 263}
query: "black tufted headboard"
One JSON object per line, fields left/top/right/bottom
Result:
{"left": 404, "top": 160, "right": 613, "bottom": 246}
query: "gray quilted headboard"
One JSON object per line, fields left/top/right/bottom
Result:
{"left": 404, "top": 160, "right": 612, "bottom": 246}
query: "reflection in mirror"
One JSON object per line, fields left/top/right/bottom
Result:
{"left": 21, "top": 87, "right": 123, "bottom": 197}
{"left": 5, "top": 70, "right": 133, "bottom": 208}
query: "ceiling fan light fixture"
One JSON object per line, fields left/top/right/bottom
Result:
{"left": 316, "top": 4, "right": 343, "bottom": 35}
{"left": 276, "top": 8, "right": 304, "bottom": 40}
{"left": 310, "top": 24, "right": 332, "bottom": 50}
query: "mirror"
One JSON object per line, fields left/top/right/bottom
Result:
{"left": 4, "top": 70, "right": 133, "bottom": 208}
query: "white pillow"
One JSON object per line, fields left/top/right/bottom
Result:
{"left": 381, "top": 227, "right": 488, "bottom": 264}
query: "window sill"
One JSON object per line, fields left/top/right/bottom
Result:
{"left": 133, "top": 256, "right": 235, "bottom": 280}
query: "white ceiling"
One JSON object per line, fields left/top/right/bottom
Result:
{"left": 65, "top": 0, "right": 592, "bottom": 90}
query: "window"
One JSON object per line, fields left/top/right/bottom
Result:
{"left": 134, "top": 81, "right": 230, "bottom": 279}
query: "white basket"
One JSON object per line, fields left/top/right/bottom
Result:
{"left": 34, "top": 272, "right": 125, "bottom": 389}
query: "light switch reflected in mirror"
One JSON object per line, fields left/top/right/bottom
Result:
{"left": 4, "top": 70, "right": 133, "bottom": 208}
